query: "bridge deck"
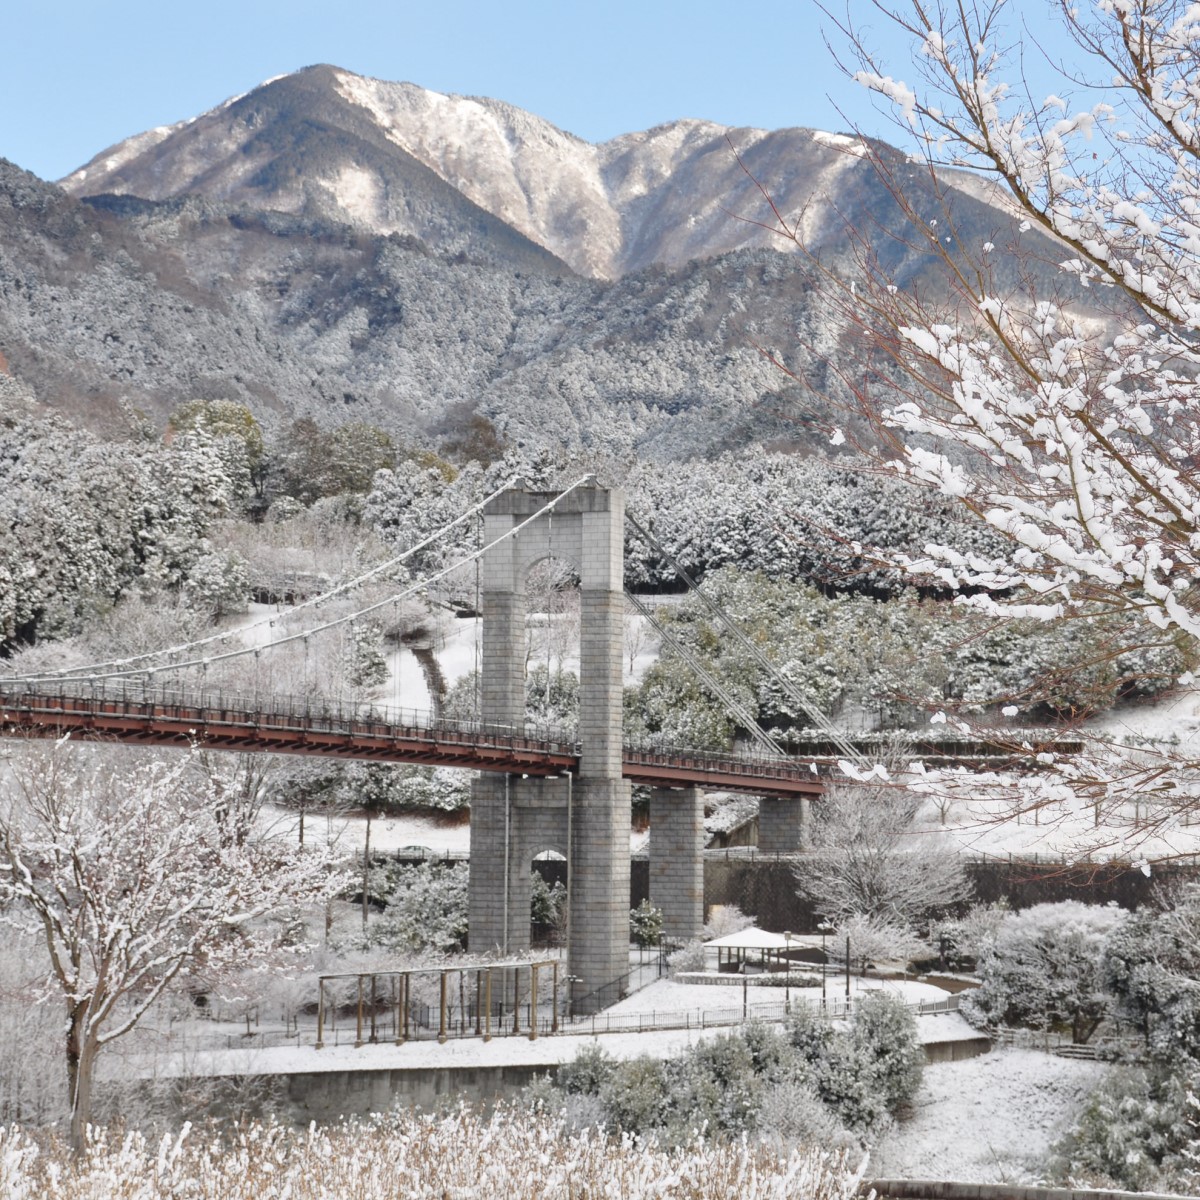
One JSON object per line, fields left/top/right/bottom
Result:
{"left": 0, "top": 685, "right": 824, "bottom": 798}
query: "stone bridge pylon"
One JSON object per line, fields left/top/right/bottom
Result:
{"left": 467, "top": 483, "right": 705, "bottom": 1012}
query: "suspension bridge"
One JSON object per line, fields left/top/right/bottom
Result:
{"left": 0, "top": 477, "right": 852, "bottom": 1012}
{"left": 0, "top": 681, "right": 825, "bottom": 798}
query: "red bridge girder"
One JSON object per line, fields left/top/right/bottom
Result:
{"left": 0, "top": 686, "right": 825, "bottom": 798}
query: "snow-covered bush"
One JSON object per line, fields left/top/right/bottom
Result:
{"left": 543, "top": 1003, "right": 915, "bottom": 1146}
{"left": 1051, "top": 1065, "right": 1200, "bottom": 1193}
{"left": 962, "top": 902, "right": 1128, "bottom": 1043}
{"left": 851, "top": 992, "right": 923, "bottom": 1113}
{"left": 630, "top": 899, "right": 664, "bottom": 948}
{"left": 371, "top": 861, "right": 468, "bottom": 953}
{"left": 554, "top": 1043, "right": 617, "bottom": 1096}
{"left": 785, "top": 1004, "right": 889, "bottom": 1135}
{"left": 667, "top": 938, "right": 706, "bottom": 977}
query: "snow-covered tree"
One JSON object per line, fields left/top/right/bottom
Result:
{"left": 629, "top": 899, "right": 665, "bottom": 948}
{"left": 372, "top": 861, "right": 469, "bottom": 954}
{"left": 796, "top": 0, "right": 1200, "bottom": 845}
{"left": 962, "top": 900, "right": 1129, "bottom": 1043}
{"left": 1104, "top": 881, "right": 1200, "bottom": 1058}
{"left": 0, "top": 742, "right": 342, "bottom": 1153}
{"left": 794, "top": 780, "right": 972, "bottom": 929}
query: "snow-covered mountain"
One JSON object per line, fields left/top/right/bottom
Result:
{"left": 2, "top": 68, "right": 1071, "bottom": 455}
{"left": 61, "top": 65, "right": 961, "bottom": 280}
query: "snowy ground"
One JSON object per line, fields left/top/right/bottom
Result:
{"left": 604, "top": 974, "right": 956, "bottom": 1018}
{"left": 264, "top": 804, "right": 472, "bottom": 856}
{"left": 868, "top": 1048, "right": 1108, "bottom": 1185}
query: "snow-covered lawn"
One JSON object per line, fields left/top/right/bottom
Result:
{"left": 868, "top": 1048, "right": 1108, "bottom": 1185}
{"left": 604, "top": 974, "right": 958, "bottom": 1018}
{"left": 264, "top": 804, "right": 473, "bottom": 855}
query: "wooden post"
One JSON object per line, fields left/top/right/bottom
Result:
{"left": 513, "top": 969, "right": 520, "bottom": 1034}
{"left": 438, "top": 971, "right": 448, "bottom": 1044}
{"left": 475, "top": 970, "right": 483, "bottom": 1036}
{"left": 355, "top": 976, "right": 365, "bottom": 1047}
{"left": 551, "top": 961, "right": 559, "bottom": 1033}
{"left": 316, "top": 978, "right": 326, "bottom": 1049}
{"left": 484, "top": 969, "right": 493, "bottom": 1042}
{"left": 402, "top": 974, "right": 410, "bottom": 1043}
{"left": 369, "top": 974, "right": 378, "bottom": 1043}
{"left": 529, "top": 964, "right": 540, "bottom": 1041}
{"left": 393, "top": 975, "right": 402, "bottom": 1045}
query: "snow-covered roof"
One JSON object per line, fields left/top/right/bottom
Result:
{"left": 704, "top": 927, "right": 791, "bottom": 951}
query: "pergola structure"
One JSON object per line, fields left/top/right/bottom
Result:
{"left": 315, "top": 958, "right": 561, "bottom": 1047}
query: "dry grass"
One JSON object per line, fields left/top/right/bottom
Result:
{"left": 0, "top": 1105, "right": 862, "bottom": 1199}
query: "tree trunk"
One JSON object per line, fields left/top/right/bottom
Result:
{"left": 66, "top": 1000, "right": 96, "bottom": 1156}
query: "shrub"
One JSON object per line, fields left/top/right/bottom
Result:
{"left": 852, "top": 992, "right": 923, "bottom": 1112}
{"left": 599, "top": 1056, "right": 671, "bottom": 1134}
{"left": 630, "top": 900, "right": 664, "bottom": 948}
{"left": 555, "top": 1044, "right": 616, "bottom": 1096}
{"left": 667, "top": 938, "right": 706, "bottom": 977}
{"left": 1051, "top": 1065, "right": 1200, "bottom": 1192}
{"left": 371, "top": 862, "right": 468, "bottom": 953}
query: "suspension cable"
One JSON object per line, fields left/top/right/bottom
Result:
{"left": 12, "top": 479, "right": 594, "bottom": 687}
{"left": 3, "top": 477, "right": 520, "bottom": 684}
{"left": 626, "top": 511, "right": 865, "bottom": 764}
{"left": 623, "top": 591, "right": 785, "bottom": 758}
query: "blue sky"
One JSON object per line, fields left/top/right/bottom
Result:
{"left": 3, "top": 1, "right": 1064, "bottom": 182}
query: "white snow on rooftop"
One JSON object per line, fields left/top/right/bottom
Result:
{"left": 704, "top": 926, "right": 791, "bottom": 951}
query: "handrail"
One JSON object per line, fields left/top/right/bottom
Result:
{"left": 0, "top": 680, "right": 830, "bottom": 792}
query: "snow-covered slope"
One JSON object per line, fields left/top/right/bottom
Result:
{"left": 60, "top": 65, "right": 978, "bottom": 280}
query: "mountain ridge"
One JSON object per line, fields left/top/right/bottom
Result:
{"left": 61, "top": 65, "right": 917, "bottom": 279}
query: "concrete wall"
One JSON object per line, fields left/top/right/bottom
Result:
{"left": 922, "top": 1036, "right": 991, "bottom": 1064}
{"left": 865, "top": 1180, "right": 1187, "bottom": 1200}
{"left": 282, "top": 1063, "right": 558, "bottom": 1124}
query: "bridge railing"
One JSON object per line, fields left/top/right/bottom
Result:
{"left": 0, "top": 678, "right": 583, "bottom": 756}
{"left": 2, "top": 678, "right": 828, "bottom": 779}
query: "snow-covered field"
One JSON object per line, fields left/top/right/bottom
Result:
{"left": 869, "top": 1048, "right": 1107, "bottom": 1185}
{"left": 605, "top": 974, "right": 955, "bottom": 1018}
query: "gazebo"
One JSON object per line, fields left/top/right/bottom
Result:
{"left": 706, "top": 927, "right": 795, "bottom": 974}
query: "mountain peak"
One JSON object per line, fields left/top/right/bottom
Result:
{"left": 56, "top": 65, "right": 973, "bottom": 279}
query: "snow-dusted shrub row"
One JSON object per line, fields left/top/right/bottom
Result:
{"left": 0, "top": 1107, "right": 862, "bottom": 1200}
{"left": 535, "top": 994, "right": 922, "bottom": 1144}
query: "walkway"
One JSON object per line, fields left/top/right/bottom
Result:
{"left": 0, "top": 682, "right": 826, "bottom": 798}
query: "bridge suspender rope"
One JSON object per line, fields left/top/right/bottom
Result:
{"left": 622, "top": 591, "right": 786, "bottom": 759}
{"left": 5, "top": 479, "right": 596, "bottom": 690}
{"left": 626, "top": 511, "right": 867, "bottom": 766}
{"left": 0, "top": 477, "right": 524, "bottom": 686}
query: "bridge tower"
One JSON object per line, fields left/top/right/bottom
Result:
{"left": 467, "top": 483, "right": 631, "bottom": 1012}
